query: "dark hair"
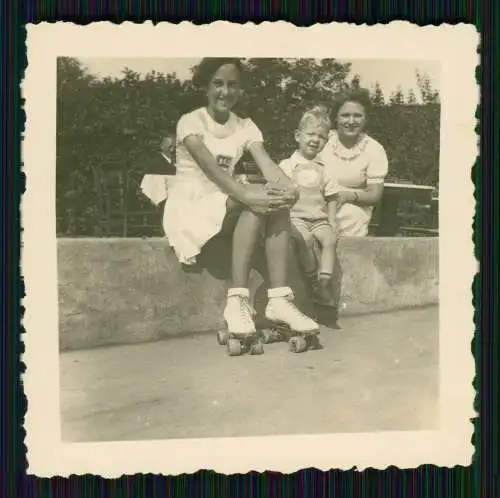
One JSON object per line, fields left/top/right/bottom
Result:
{"left": 192, "top": 58, "right": 245, "bottom": 88}
{"left": 332, "top": 87, "right": 372, "bottom": 118}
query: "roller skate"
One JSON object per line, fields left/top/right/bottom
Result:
{"left": 216, "top": 289, "right": 264, "bottom": 357}
{"left": 263, "top": 287, "right": 321, "bottom": 353}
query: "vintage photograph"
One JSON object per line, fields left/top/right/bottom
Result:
{"left": 23, "top": 22, "right": 476, "bottom": 476}
{"left": 57, "top": 55, "right": 441, "bottom": 442}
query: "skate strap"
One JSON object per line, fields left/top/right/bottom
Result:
{"left": 227, "top": 288, "right": 250, "bottom": 298}
{"left": 267, "top": 287, "right": 294, "bottom": 299}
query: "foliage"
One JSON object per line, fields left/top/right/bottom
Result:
{"left": 56, "top": 57, "right": 441, "bottom": 236}
{"left": 406, "top": 88, "right": 417, "bottom": 105}
{"left": 368, "top": 103, "right": 441, "bottom": 185}
{"left": 416, "top": 70, "right": 440, "bottom": 104}
{"left": 389, "top": 85, "right": 405, "bottom": 105}
{"left": 371, "top": 82, "right": 385, "bottom": 106}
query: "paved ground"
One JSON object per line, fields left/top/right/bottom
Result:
{"left": 60, "top": 306, "right": 439, "bottom": 442}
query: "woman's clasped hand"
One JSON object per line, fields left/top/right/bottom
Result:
{"left": 239, "top": 182, "right": 299, "bottom": 215}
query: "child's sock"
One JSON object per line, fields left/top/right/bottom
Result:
{"left": 304, "top": 270, "right": 318, "bottom": 283}
{"left": 318, "top": 272, "right": 332, "bottom": 283}
{"left": 317, "top": 272, "right": 333, "bottom": 304}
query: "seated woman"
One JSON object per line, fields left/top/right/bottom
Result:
{"left": 162, "top": 57, "right": 320, "bottom": 344}
{"left": 318, "top": 88, "right": 389, "bottom": 236}
{"left": 301, "top": 91, "right": 389, "bottom": 326}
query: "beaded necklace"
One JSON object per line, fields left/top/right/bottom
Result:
{"left": 328, "top": 130, "right": 369, "bottom": 161}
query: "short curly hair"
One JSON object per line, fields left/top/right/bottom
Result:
{"left": 298, "top": 108, "right": 332, "bottom": 131}
{"left": 192, "top": 58, "right": 245, "bottom": 88}
{"left": 331, "top": 87, "right": 372, "bottom": 119}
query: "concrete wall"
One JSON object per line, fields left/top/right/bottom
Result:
{"left": 58, "top": 237, "right": 438, "bottom": 351}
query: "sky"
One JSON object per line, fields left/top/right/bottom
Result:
{"left": 77, "top": 57, "right": 441, "bottom": 102}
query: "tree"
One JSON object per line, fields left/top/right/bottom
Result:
{"left": 225, "top": 58, "right": 352, "bottom": 160}
{"left": 371, "top": 81, "right": 385, "bottom": 106}
{"left": 55, "top": 57, "right": 441, "bottom": 236}
{"left": 416, "top": 70, "right": 440, "bottom": 104}
{"left": 389, "top": 85, "right": 405, "bottom": 105}
{"left": 56, "top": 58, "right": 98, "bottom": 235}
{"left": 406, "top": 88, "right": 417, "bottom": 105}
{"left": 350, "top": 73, "right": 361, "bottom": 89}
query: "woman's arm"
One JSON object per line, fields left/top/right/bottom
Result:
{"left": 184, "top": 135, "right": 247, "bottom": 201}
{"left": 341, "top": 140, "right": 388, "bottom": 207}
{"left": 338, "top": 183, "right": 384, "bottom": 207}
{"left": 184, "top": 135, "right": 289, "bottom": 213}
{"left": 247, "top": 142, "right": 296, "bottom": 189}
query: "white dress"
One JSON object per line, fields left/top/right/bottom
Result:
{"left": 163, "top": 107, "right": 264, "bottom": 264}
{"left": 317, "top": 131, "right": 389, "bottom": 236}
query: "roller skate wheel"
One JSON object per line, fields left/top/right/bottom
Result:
{"left": 272, "top": 327, "right": 286, "bottom": 341}
{"left": 261, "top": 329, "right": 273, "bottom": 344}
{"left": 250, "top": 341, "right": 264, "bottom": 355}
{"left": 216, "top": 330, "right": 229, "bottom": 345}
{"left": 227, "top": 339, "right": 242, "bottom": 356}
{"left": 288, "top": 336, "right": 308, "bottom": 353}
{"left": 307, "top": 334, "right": 321, "bottom": 350}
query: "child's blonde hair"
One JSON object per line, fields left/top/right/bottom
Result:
{"left": 298, "top": 107, "right": 332, "bottom": 131}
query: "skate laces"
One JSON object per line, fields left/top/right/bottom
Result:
{"left": 235, "top": 295, "right": 255, "bottom": 327}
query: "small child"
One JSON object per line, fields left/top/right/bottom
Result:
{"left": 279, "top": 109, "right": 340, "bottom": 304}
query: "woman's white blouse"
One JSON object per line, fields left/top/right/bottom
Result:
{"left": 317, "top": 130, "right": 389, "bottom": 189}
{"left": 317, "top": 130, "right": 389, "bottom": 236}
{"left": 163, "top": 107, "right": 264, "bottom": 264}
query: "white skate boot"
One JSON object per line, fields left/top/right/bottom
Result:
{"left": 264, "top": 287, "right": 321, "bottom": 353}
{"left": 217, "top": 288, "right": 264, "bottom": 357}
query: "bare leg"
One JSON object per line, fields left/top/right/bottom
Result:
{"left": 263, "top": 211, "right": 319, "bottom": 334}
{"left": 290, "top": 223, "right": 317, "bottom": 277}
{"left": 314, "top": 226, "right": 337, "bottom": 277}
{"left": 223, "top": 203, "right": 264, "bottom": 337}
{"left": 264, "top": 210, "right": 291, "bottom": 288}
{"left": 231, "top": 208, "right": 265, "bottom": 288}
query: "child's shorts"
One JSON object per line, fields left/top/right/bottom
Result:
{"left": 291, "top": 218, "right": 334, "bottom": 241}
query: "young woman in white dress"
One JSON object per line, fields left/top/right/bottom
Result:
{"left": 163, "top": 58, "right": 319, "bottom": 346}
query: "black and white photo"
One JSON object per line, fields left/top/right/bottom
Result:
{"left": 23, "top": 21, "right": 477, "bottom": 476}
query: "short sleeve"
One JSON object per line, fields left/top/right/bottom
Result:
{"left": 366, "top": 140, "right": 389, "bottom": 184}
{"left": 242, "top": 118, "right": 264, "bottom": 150}
{"left": 322, "top": 167, "right": 341, "bottom": 197}
{"left": 278, "top": 158, "right": 293, "bottom": 179}
{"left": 176, "top": 111, "right": 205, "bottom": 143}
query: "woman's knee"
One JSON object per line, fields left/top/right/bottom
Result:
{"left": 337, "top": 204, "right": 370, "bottom": 237}
{"left": 238, "top": 208, "right": 264, "bottom": 227}
{"left": 266, "top": 209, "right": 291, "bottom": 235}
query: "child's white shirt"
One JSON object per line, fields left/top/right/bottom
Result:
{"left": 279, "top": 151, "right": 340, "bottom": 221}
